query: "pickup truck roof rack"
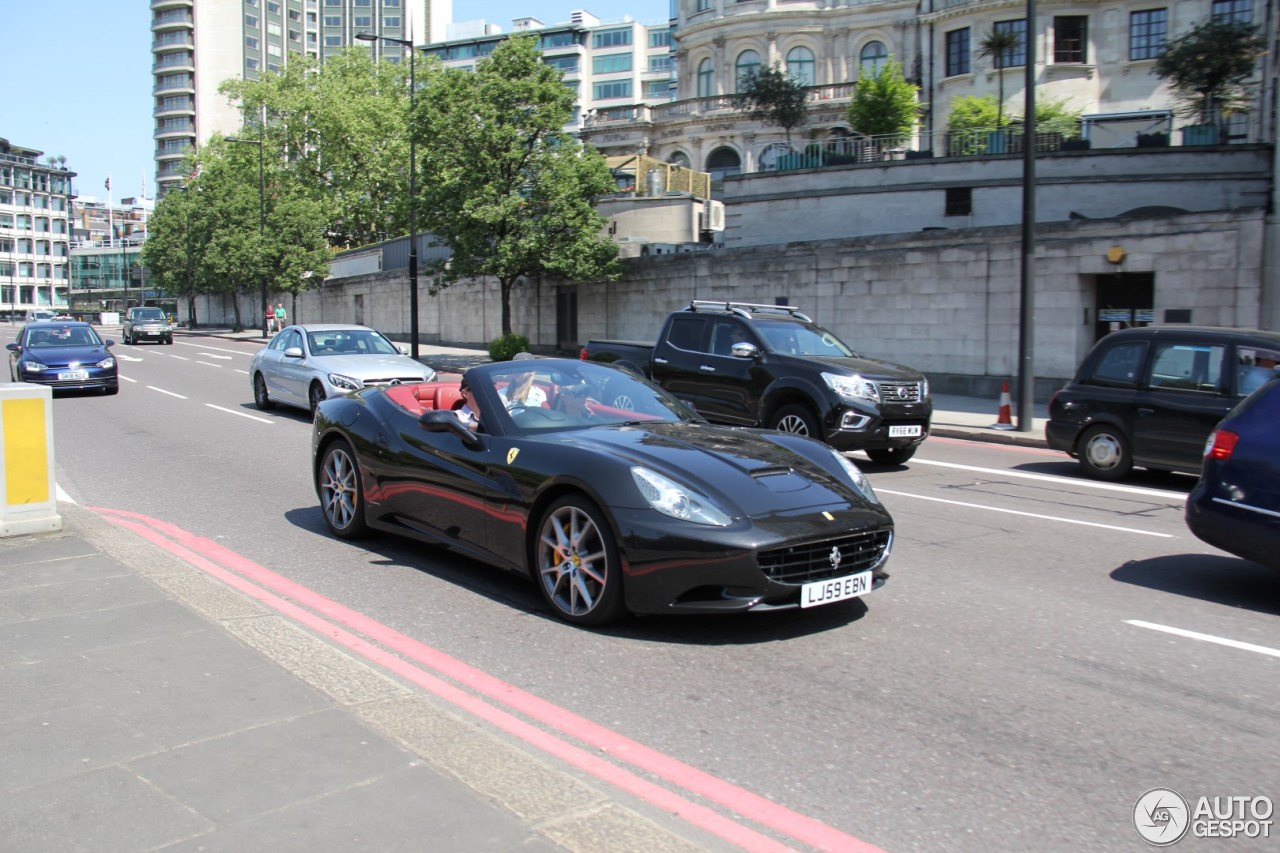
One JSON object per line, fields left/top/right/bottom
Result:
{"left": 685, "top": 300, "right": 812, "bottom": 323}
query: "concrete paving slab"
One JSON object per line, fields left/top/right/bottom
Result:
{"left": 0, "top": 573, "right": 165, "bottom": 621}
{"left": 0, "top": 552, "right": 127, "bottom": 593}
{"left": 0, "top": 702, "right": 165, "bottom": 793}
{"left": 0, "top": 598, "right": 200, "bottom": 658}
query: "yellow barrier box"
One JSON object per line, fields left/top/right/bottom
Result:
{"left": 0, "top": 383, "right": 63, "bottom": 536}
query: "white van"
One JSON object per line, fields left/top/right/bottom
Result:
{"left": 24, "top": 309, "right": 56, "bottom": 323}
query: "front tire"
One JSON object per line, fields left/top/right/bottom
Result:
{"left": 1077, "top": 423, "right": 1132, "bottom": 481}
{"left": 768, "top": 403, "right": 820, "bottom": 439}
{"left": 308, "top": 382, "right": 326, "bottom": 418}
{"left": 866, "top": 445, "right": 917, "bottom": 465}
{"left": 535, "top": 496, "right": 625, "bottom": 626}
{"left": 253, "top": 373, "right": 275, "bottom": 410}
{"left": 318, "top": 440, "right": 369, "bottom": 539}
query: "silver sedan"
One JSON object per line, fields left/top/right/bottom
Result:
{"left": 250, "top": 324, "right": 437, "bottom": 416}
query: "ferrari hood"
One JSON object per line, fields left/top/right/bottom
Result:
{"left": 557, "top": 422, "right": 874, "bottom": 516}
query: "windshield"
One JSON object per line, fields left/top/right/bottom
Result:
{"left": 485, "top": 361, "right": 700, "bottom": 434}
{"left": 26, "top": 325, "right": 103, "bottom": 347}
{"left": 753, "top": 319, "right": 857, "bottom": 357}
{"left": 132, "top": 308, "right": 166, "bottom": 320}
{"left": 307, "top": 329, "right": 400, "bottom": 356}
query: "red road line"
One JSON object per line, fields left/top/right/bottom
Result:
{"left": 93, "top": 506, "right": 883, "bottom": 853}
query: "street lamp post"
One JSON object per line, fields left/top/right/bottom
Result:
{"left": 229, "top": 108, "right": 267, "bottom": 336}
{"left": 356, "top": 31, "right": 419, "bottom": 359}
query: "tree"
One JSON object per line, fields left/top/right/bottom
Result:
{"left": 219, "top": 48, "right": 415, "bottom": 248}
{"left": 847, "top": 59, "right": 919, "bottom": 143}
{"left": 945, "top": 95, "right": 1081, "bottom": 154}
{"left": 415, "top": 35, "right": 620, "bottom": 338}
{"left": 141, "top": 182, "right": 210, "bottom": 328}
{"left": 1152, "top": 20, "right": 1264, "bottom": 129}
{"left": 733, "top": 65, "right": 808, "bottom": 148}
{"left": 977, "top": 28, "right": 1022, "bottom": 130}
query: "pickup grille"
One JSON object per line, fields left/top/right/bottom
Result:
{"left": 758, "top": 529, "right": 891, "bottom": 584}
{"left": 878, "top": 381, "right": 923, "bottom": 403}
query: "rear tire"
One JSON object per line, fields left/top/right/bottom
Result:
{"left": 253, "top": 373, "right": 274, "bottom": 410}
{"left": 318, "top": 440, "right": 369, "bottom": 539}
{"left": 1077, "top": 424, "right": 1132, "bottom": 481}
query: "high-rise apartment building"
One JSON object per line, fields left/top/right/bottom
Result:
{"left": 0, "top": 138, "right": 75, "bottom": 317}
{"left": 150, "top": 0, "right": 449, "bottom": 197}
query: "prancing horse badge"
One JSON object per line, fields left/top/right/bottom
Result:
{"left": 507, "top": 448, "right": 520, "bottom": 465}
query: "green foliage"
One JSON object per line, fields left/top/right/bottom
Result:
{"left": 1152, "top": 20, "right": 1264, "bottom": 125}
{"left": 733, "top": 65, "right": 808, "bottom": 145}
{"left": 946, "top": 95, "right": 1001, "bottom": 134}
{"left": 488, "top": 334, "right": 531, "bottom": 362}
{"left": 847, "top": 60, "right": 919, "bottom": 142}
{"left": 977, "top": 29, "right": 1023, "bottom": 127}
{"left": 219, "top": 48, "right": 416, "bottom": 248}
{"left": 945, "top": 95, "right": 1081, "bottom": 154}
{"left": 415, "top": 35, "right": 621, "bottom": 337}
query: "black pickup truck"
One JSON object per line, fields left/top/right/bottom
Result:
{"left": 581, "top": 301, "right": 932, "bottom": 464}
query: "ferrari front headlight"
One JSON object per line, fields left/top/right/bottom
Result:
{"left": 830, "top": 449, "right": 881, "bottom": 505}
{"left": 631, "top": 467, "right": 731, "bottom": 527}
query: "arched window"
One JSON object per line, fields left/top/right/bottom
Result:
{"left": 668, "top": 151, "right": 691, "bottom": 168}
{"left": 705, "top": 146, "right": 742, "bottom": 181}
{"left": 786, "top": 46, "right": 815, "bottom": 87}
{"left": 859, "top": 41, "right": 888, "bottom": 78}
{"left": 697, "top": 58, "right": 714, "bottom": 98}
{"left": 735, "top": 49, "right": 761, "bottom": 91}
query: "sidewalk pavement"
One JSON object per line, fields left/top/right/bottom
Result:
{"left": 0, "top": 503, "right": 717, "bottom": 853}
{"left": 169, "top": 325, "right": 1051, "bottom": 448}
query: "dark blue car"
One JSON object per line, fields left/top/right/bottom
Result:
{"left": 1185, "top": 367, "right": 1280, "bottom": 572}
{"left": 6, "top": 321, "right": 119, "bottom": 394}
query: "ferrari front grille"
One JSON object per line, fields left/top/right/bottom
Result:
{"left": 758, "top": 529, "right": 891, "bottom": 584}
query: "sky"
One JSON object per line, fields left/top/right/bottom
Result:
{"left": 0, "top": 1, "right": 668, "bottom": 210}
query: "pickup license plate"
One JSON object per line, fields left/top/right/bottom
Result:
{"left": 58, "top": 371, "right": 89, "bottom": 381}
{"left": 800, "top": 571, "right": 873, "bottom": 608}
{"left": 888, "top": 424, "right": 922, "bottom": 438}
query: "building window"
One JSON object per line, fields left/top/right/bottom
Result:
{"left": 354, "top": 16, "right": 371, "bottom": 28}
{"left": 384, "top": 16, "right": 400, "bottom": 27}
{"left": 246, "top": 14, "right": 258, "bottom": 28}
{"left": 324, "top": 15, "right": 340, "bottom": 26}
{"left": 386, "top": 0, "right": 400, "bottom": 5}
{"left": 645, "top": 80, "right": 669, "bottom": 98}
{"left": 246, "top": 36, "right": 259, "bottom": 50}
{"left": 324, "top": 35, "right": 342, "bottom": 46}
{"left": 1211, "top": 0, "right": 1252, "bottom": 23}
{"left": 945, "top": 187, "right": 972, "bottom": 216}
{"left": 993, "top": 20, "right": 1027, "bottom": 67}
{"left": 786, "top": 46, "right": 815, "bottom": 86}
{"left": 593, "top": 53, "right": 632, "bottom": 74}
{"left": 1054, "top": 17, "right": 1087, "bottom": 64}
{"left": 697, "top": 58, "right": 713, "bottom": 97}
{"left": 649, "top": 29, "right": 672, "bottom": 48}
{"left": 1130, "top": 9, "right": 1167, "bottom": 61}
{"left": 945, "top": 28, "right": 971, "bottom": 76}
{"left": 246, "top": 57, "right": 260, "bottom": 70}
{"left": 735, "top": 50, "right": 760, "bottom": 89}
{"left": 593, "top": 80, "right": 633, "bottom": 100}
{"left": 354, "top": 0, "right": 371, "bottom": 6}
{"left": 593, "top": 28, "right": 631, "bottom": 49}
{"left": 545, "top": 55, "right": 579, "bottom": 73}
{"left": 267, "top": 1, "right": 280, "bottom": 13}
{"left": 859, "top": 41, "right": 888, "bottom": 78}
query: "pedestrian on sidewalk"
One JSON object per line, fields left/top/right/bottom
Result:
{"left": 274, "top": 302, "right": 287, "bottom": 330}
{"left": 265, "top": 305, "right": 277, "bottom": 336}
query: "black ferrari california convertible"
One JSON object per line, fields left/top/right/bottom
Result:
{"left": 311, "top": 358, "right": 894, "bottom": 625}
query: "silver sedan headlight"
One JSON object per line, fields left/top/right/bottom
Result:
{"left": 327, "top": 373, "right": 363, "bottom": 392}
{"left": 822, "top": 371, "right": 880, "bottom": 403}
{"left": 830, "top": 449, "right": 881, "bottom": 505}
{"left": 631, "top": 466, "right": 732, "bottom": 527}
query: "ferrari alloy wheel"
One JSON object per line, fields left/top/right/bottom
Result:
{"left": 319, "top": 440, "right": 368, "bottom": 539}
{"left": 535, "top": 496, "right": 624, "bottom": 625}
{"left": 769, "top": 403, "right": 819, "bottom": 438}
{"left": 253, "top": 373, "right": 274, "bottom": 410}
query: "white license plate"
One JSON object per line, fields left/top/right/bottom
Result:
{"left": 800, "top": 571, "right": 873, "bottom": 608}
{"left": 58, "top": 371, "right": 89, "bottom": 381}
{"left": 888, "top": 424, "right": 922, "bottom": 437}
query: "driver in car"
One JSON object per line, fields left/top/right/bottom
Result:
{"left": 499, "top": 352, "right": 547, "bottom": 409}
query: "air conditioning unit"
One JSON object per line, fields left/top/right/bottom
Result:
{"left": 700, "top": 200, "right": 726, "bottom": 232}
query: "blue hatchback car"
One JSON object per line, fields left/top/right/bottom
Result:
{"left": 1185, "top": 366, "right": 1280, "bottom": 573}
{"left": 6, "top": 321, "right": 119, "bottom": 394}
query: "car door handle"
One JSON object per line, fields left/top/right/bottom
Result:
{"left": 1137, "top": 407, "right": 1155, "bottom": 416}
{"left": 653, "top": 357, "right": 668, "bottom": 364}
{"left": 700, "top": 365, "right": 716, "bottom": 372}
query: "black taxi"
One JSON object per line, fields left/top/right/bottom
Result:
{"left": 1046, "top": 325, "right": 1280, "bottom": 480}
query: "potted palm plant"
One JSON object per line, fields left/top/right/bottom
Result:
{"left": 1152, "top": 19, "right": 1264, "bottom": 146}
{"left": 978, "top": 28, "right": 1022, "bottom": 154}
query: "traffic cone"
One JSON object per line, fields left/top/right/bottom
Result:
{"left": 991, "top": 380, "right": 1015, "bottom": 430}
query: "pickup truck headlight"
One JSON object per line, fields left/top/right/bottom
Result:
{"left": 829, "top": 449, "right": 881, "bottom": 505}
{"left": 327, "top": 373, "right": 363, "bottom": 392}
{"left": 631, "top": 467, "right": 731, "bottom": 527}
{"left": 822, "top": 372, "right": 880, "bottom": 403}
